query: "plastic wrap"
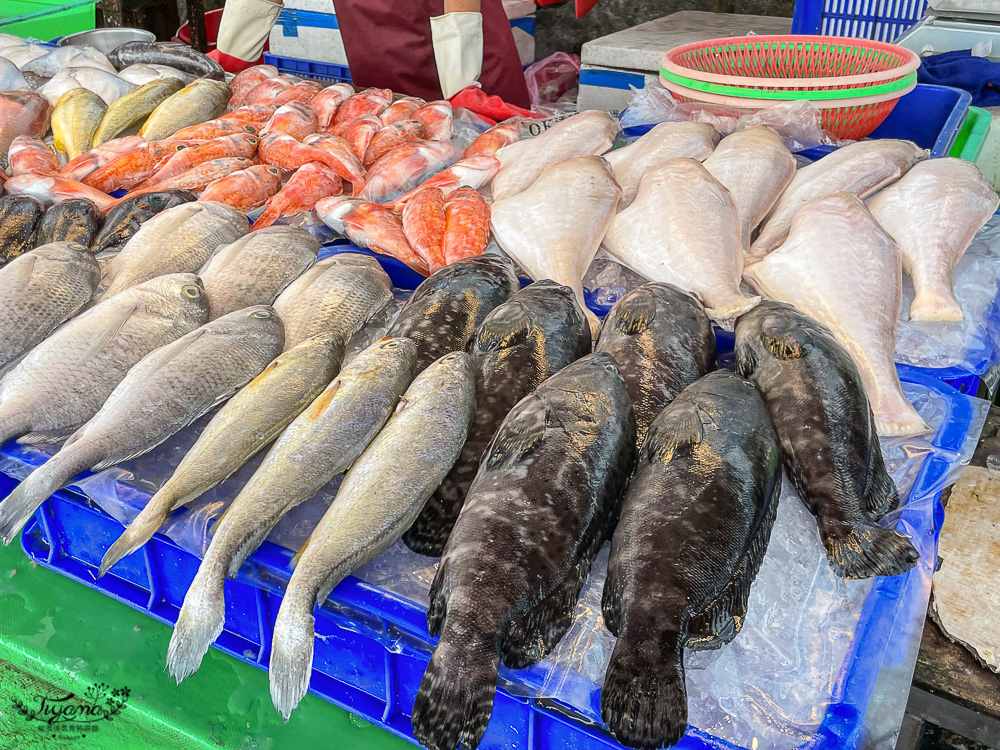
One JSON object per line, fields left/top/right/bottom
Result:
{"left": 525, "top": 52, "right": 580, "bottom": 117}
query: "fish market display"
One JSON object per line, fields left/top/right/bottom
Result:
{"left": 117, "top": 63, "right": 193, "bottom": 87}
{"left": 394, "top": 156, "right": 500, "bottom": 204}
{"left": 401, "top": 187, "right": 446, "bottom": 273}
{"left": 99, "top": 333, "right": 344, "bottom": 576}
{"left": 96, "top": 202, "right": 248, "bottom": 301}
{"left": 0, "top": 241, "right": 100, "bottom": 370}
{"left": 51, "top": 88, "right": 107, "bottom": 160}
{"left": 868, "top": 158, "right": 1000, "bottom": 322}
{"left": 261, "top": 133, "right": 363, "bottom": 193}
{"left": 4, "top": 173, "right": 117, "bottom": 214}
{"left": 7, "top": 136, "right": 58, "bottom": 176}
{"left": 253, "top": 163, "right": 342, "bottom": 230}
{"left": 22, "top": 46, "right": 117, "bottom": 78}
{"left": 735, "top": 301, "right": 919, "bottom": 578}
{"left": 242, "top": 76, "right": 295, "bottom": 107}
{"left": 703, "top": 126, "right": 797, "bottom": 254}
{"left": 35, "top": 199, "right": 100, "bottom": 246}
{"left": 492, "top": 155, "right": 620, "bottom": 335}
{"left": 386, "top": 253, "right": 518, "bottom": 370}
{"left": 606, "top": 121, "right": 720, "bottom": 207}
{"left": 406, "top": 280, "right": 592, "bottom": 556}
{"left": 600, "top": 370, "right": 781, "bottom": 750}
{"left": 197, "top": 165, "right": 282, "bottom": 211}
{"left": 751, "top": 139, "right": 926, "bottom": 259}
{"left": 490, "top": 110, "right": 618, "bottom": 202}
{"left": 261, "top": 101, "right": 318, "bottom": 141}
{"left": 1, "top": 43, "right": 48, "bottom": 69}
{"left": 316, "top": 197, "right": 429, "bottom": 274}
{"left": 91, "top": 77, "right": 185, "bottom": 146}
{"left": 596, "top": 283, "right": 717, "bottom": 447}
{"left": 0, "top": 195, "right": 44, "bottom": 263}
{"left": 271, "top": 80, "right": 323, "bottom": 108}
{"left": 91, "top": 190, "right": 196, "bottom": 256}
{"left": 199, "top": 226, "right": 319, "bottom": 319}
{"left": 358, "top": 139, "right": 457, "bottom": 203}
{"left": 220, "top": 104, "right": 276, "bottom": 124}
{"left": 379, "top": 96, "right": 424, "bottom": 127}
{"left": 0, "top": 91, "right": 51, "bottom": 169}
{"left": 342, "top": 114, "right": 381, "bottom": 160}
{"left": 365, "top": 118, "right": 426, "bottom": 165}
{"left": 412, "top": 353, "right": 636, "bottom": 750}
{"left": 108, "top": 41, "right": 225, "bottom": 80}
{"left": 139, "top": 78, "right": 230, "bottom": 141}
{"left": 744, "top": 192, "right": 930, "bottom": 436}
{"left": 273, "top": 253, "right": 393, "bottom": 350}
{"left": 143, "top": 133, "right": 259, "bottom": 186}
{"left": 331, "top": 88, "right": 392, "bottom": 129}
{"left": 61, "top": 136, "right": 147, "bottom": 181}
{"left": 413, "top": 100, "right": 453, "bottom": 141}
{"left": 603, "top": 158, "right": 759, "bottom": 325}
{"left": 310, "top": 82, "right": 356, "bottom": 128}
{"left": 81, "top": 139, "right": 189, "bottom": 193}
{"left": 133, "top": 156, "right": 253, "bottom": 195}
{"left": 172, "top": 118, "right": 257, "bottom": 140}
{"left": 270, "top": 351, "right": 476, "bottom": 719}
{"left": 442, "top": 188, "right": 490, "bottom": 265}
{"left": 463, "top": 121, "right": 520, "bottom": 159}
{"left": 39, "top": 68, "right": 135, "bottom": 107}
{"left": 166, "top": 337, "right": 417, "bottom": 682}
{"left": 227, "top": 65, "right": 279, "bottom": 108}
{"left": 0, "top": 306, "right": 282, "bottom": 544}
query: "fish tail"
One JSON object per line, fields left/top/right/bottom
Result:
{"left": 704, "top": 294, "right": 762, "bottom": 329}
{"left": 822, "top": 519, "right": 919, "bottom": 579}
{"left": 600, "top": 629, "right": 687, "bottom": 750}
{"left": 269, "top": 592, "right": 317, "bottom": 721}
{"left": 909, "top": 287, "right": 964, "bottom": 323}
{"left": 411, "top": 618, "right": 500, "bottom": 750}
{"left": 166, "top": 560, "right": 227, "bottom": 683}
{"left": 99, "top": 497, "right": 174, "bottom": 577}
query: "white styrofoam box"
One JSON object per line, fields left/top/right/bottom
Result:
{"left": 269, "top": 7, "right": 348, "bottom": 67}
{"left": 512, "top": 25, "right": 535, "bottom": 67}
{"left": 577, "top": 64, "right": 653, "bottom": 113}
{"left": 581, "top": 10, "right": 793, "bottom": 73}
{"left": 282, "top": 0, "right": 335, "bottom": 12}
{"left": 896, "top": 17, "right": 1000, "bottom": 60}
{"left": 503, "top": 0, "right": 535, "bottom": 20}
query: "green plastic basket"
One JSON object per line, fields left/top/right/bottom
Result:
{"left": 659, "top": 66, "right": 917, "bottom": 100}
{"left": 0, "top": 0, "right": 96, "bottom": 40}
{"left": 949, "top": 106, "right": 991, "bottom": 163}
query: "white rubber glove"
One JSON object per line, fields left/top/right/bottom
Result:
{"left": 430, "top": 11, "right": 484, "bottom": 99}
{"left": 216, "top": 0, "right": 283, "bottom": 64}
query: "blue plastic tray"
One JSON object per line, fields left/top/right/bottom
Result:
{"left": 792, "top": 0, "right": 929, "bottom": 40}
{"left": 263, "top": 52, "right": 352, "bottom": 84}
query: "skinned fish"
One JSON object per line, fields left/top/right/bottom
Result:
{"left": 491, "top": 110, "right": 618, "bottom": 202}
{"left": 703, "top": 126, "right": 796, "bottom": 254}
{"left": 402, "top": 186, "right": 447, "bottom": 273}
{"left": 442, "top": 187, "right": 490, "bottom": 265}
{"left": 253, "top": 162, "right": 343, "bottom": 230}
{"left": 7, "top": 136, "right": 59, "bottom": 176}
{"left": 752, "top": 139, "right": 926, "bottom": 259}
{"left": 227, "top": 64, "right": 279, "bottom": 108}
{"left": 0, "top": 91, "right": 52, "bottom": 170}
{"left": 1, "top": 43, "right": 48, "bottom": 69}
{"left": 4, "top": 173, "right": 117, "bottom": 214}
{"left": 0, "top": 58, "right": 28, "bottom": 91}
{"left": 36, "top": 199, "right": 100, "bottom": 246}
{"left": 405, "top": 280, "right": 592, "bottom": 556}
{"left": 117, "top": 63, "right": 193, "bottom": 87}
{"left": 39, "top": 68, "right": 135, "bottom": 107}
{"left": 600, "top": 370, "right": 781, "bottom": 750}
{"left": 22, "top": 46, "right": 117, "bottom": 77}
{"left": 272, "top": 252, "right": 393, "bottom": 350}
{"left": 0, "top": 194, "right": 44, "bottom": 263}
{"left": 108, "top": 41, "right": 225, "bottom": 80}
{"left": 96, "top": 201, "right": 248, "bottom": 301}
{"left": 310, "top": 82, "right": 356, "bottom": 129}
{"left": 139, "top": 78, "right": 230, "bottom": 141}
{"left": 198, "top": 165, "right": 282, "bottom": 212}
{"left": 386, "top": 253, "right": 518, "bottom": 371}
{"left": 316, "top": 196, "right": 428, "bottom": 274}
{"left": 0, "top": 241, "right": 100, "bottom": 369}
{"left": 165, "top": 336, "right": 417, "bottom": 683}
{"left": 91, "top": 190, "right": 196, "bottom": 255}
{"left": 492, "top": 155, "right": 620, "bottom": 336}
{"left": 199, "top": 226, "right": 318, "bottom": 319}
{"left": 412, "top": 353, "right": 636, "bottom": 750}
{"left": 744, "top": 192, "right": 930, "bottom": 437}
{"left": 596, "top": 283, "right": 717, "bottom": 448}
{"left": 735, "top": 301, "right": 919, "bottom": 578}
{"left": 867, "top": 158, "right": 999, "bottom": 322}
{"left": 270, "top": 350, "right": 476, "bottom": 719}
{"left": 603, "top": 158, "right": 759, "bottom": 326}
{"left": 98, "top": 332, "right": 343, "bottom": 577}
{"left": 463, "top": 122, "right": 520, "bottom": 159}
{"left": 52, "top": 88, "right": 107, "bottom": 160}
{"left": 359, "top": 139, "right": 457, "bottom": 204}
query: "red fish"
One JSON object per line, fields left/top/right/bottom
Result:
{"left": 220, "top": 104, "right": 277, "bottom": 124}
{"left": 243, "top": 75, "right": 296, "bottom": 107}
{"left": 172, "top": 118, "right": 258, "bottom": 140}
{"left": 341, "top": 115, "right": 381, "bottom": 160}
{"left": 61, "top": 136, "right": 148, "bottom": 182}
{"left": 199, "top": 164, "right": 282, "bottom": 212}
{"left": 463, "top": 122, "right": 520, "bottom": 159}
{"left": 302, "top": 133, "right": 366, "bottom": 194}
{"left": 0, "top": 92, "right": 52, "bottom": 170}
{"left": 401, "top": 186, "right": 447, "bottom": 273}
{"left": 330, "top": 88, "right": 392, "bottom": 130}
{"left": 260, "top": 101, "right": 318, "bottom": 141}
{"left": 364, "top": 119, "right": 426, "bottom": 166}
{"left": 316, "top": 195, "right": 428, "bottom": 275}
{"left": 83, "top": 139, "right": 192, "bottom": 193}
{"left": 228, "top": 64, "right": 279, "bottom": 109}
{"left": 143, "top": 133, "right": 259, "bottom": 186}
{"left": 271, "top": 80, "right": 323, "bottom": 108}
{"left": 133, "top": 156, "right": 253, "bottom": 195}
{"left": 360, "top": 139, "right": 456, "bottom": 204}
{"left": 253, "top": 162, "right": 343, "bottom": 230}
{"left": 379, "top": 96, "right": 425, "bottom": 127}
{"left": 442, "top": 188, "right": 491, "bottom": 264}
{"left": 8, "top": 136, "right": 59, "bottom": 177}
{"left": 413, "top": 100, "right": 453, "bottom": 142}
{"left": 5, "top": 172, "right": 116, "bottom": 213}
{"left": 393, "top": 156, "right": 501, "bottom": 206}
{"left": 309, "top": 83, "right": 355, "bottom": 129}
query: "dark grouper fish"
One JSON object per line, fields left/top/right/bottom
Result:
{"left": 600, "top": 371, "right": 781, "bottom": 749}
{"left": 386, "top": 253, "right": 518, "bottom": 372}
{"left": 412, "top": 353, "right": 636, "bottom": 750}
{"left": 0, "top": 194, "right": 44, "bottom": 264}
{"left": 735, "top": 301, "right": 918, "bottom": 579}
{"left": 403, "top": 279, "right": 592, "bottom": 556}
{"left": 596, "top": 282, "right": 716, "bottom": 448}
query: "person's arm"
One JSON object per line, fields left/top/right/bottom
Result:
{"left": 431, "top": 0, "right": 484, "bottom": 98}
{"left": 209, "top": 0, "right": 283, "bottom": 73}
{"left": 443, "top": 0, "right": 481, "bottom": 11}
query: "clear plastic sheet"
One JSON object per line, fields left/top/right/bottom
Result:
{"left": 525, "top": 51, "right": 581, "bottom": 117}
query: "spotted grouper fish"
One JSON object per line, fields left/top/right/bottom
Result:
{"left": 600, "top": 370, "right": 781, "bottom": 749}
{"left": 412, "top": 352, "right": 636, "bottom": 750}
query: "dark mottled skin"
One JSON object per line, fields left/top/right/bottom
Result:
{"left": 0, "top": 194, "right": 44, "bottom": 264}
{"left": 600, "top": 371, "right": 781, "bottom": 750}
{"left": 108, "top": 42, "right": 226, "bottom": 80}
{"left": 36, "top": 199, "right": 100, "bottom": 247}
{"left": 411, "top": 353, "right": 636, "bottom": 750}
{"left": 403, "top": 280, "right": 592, "bottom": 556}
{"left": 735, "top": 301, "right": 918, "bottom": 579}
{"left": 91, "top": 190, "right": 197, "bottom": 255}
{"left": 596, "top": 282, "right": 716, "bottom": 449}
{"left": 386, "top": 253, "right": 518, "bottom": 372}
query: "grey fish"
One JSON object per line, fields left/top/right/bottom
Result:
{"left": 342, "top": 298, "right": 402, "bottom": 365}
{"left": 138, "top": 78, "right": 230, "bottom": 141}
{"left": 404, "top": 279, "right": 591, "bottom": 556}
{"left": 0, "top": 305, "right": 283, "bottom": 544}
{"left": 386, "top": 253, "right": 519, "bottom": 372}
{"left": 21, "top": 46, "right": 117, "bottom": 78}
{"left": 735, "top": 301, "right": 918, "bottom": 578}
{"left": 91, "top": 190, "right": 196, "bottom": 256}
{"left": 272, "top": 253, "right": 393, "bottom": 351}
{"left": 36, "top": 199, "right": 100, "bottom": 246}
{"left": 199, "top": 226, "right": 319, "bottom": 320}
{"left": 270, "top": 351, "right": 476, "bottom": 719}
{"left": 96, "top": 201, "right": 248, "bottom": 302}
{"left": 412, "top": 352, "right": 636, "bottom": 750}
{"left": 0, "top": 242, "right": 100, "bottom": 369}
{"left": 596, "top": 282, "right": 717, "bottom": 448}
{"left": 98, "top": 333, "right": 344, "bottom": 577}
{"left": 0, "top": 274, "right": 207, "bottom": 453}
{"left": 0, "top": 194, "right": 44, "bottom": 264}
{"left": 108, "top": 42, "right": 226, "bottom": 81}
{"left": 600, "top": 370, "right": 781, "bottom": 749}
{"left": 166, "top": 337, "right": 417, "bottom": 683}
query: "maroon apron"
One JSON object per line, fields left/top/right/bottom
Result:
{"left": 336, "top": 0, "right": 531, "bottom": 109}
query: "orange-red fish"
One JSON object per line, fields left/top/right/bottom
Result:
{"left": 393, "top": 156, "right": 500, "bottom": 206}
{"left": 243, "top": 75, "right": 296, "bottom": 107}
{"left": 342, "top": 114, "right": 380, "bottom": 160}
{"left": 136, "top": 156, "right": 253, "bottom": 195}
{"left": 401, "top": 186, "right": 446, "bottom": 273}
{"left": 330, "top": 87, "right": 392, "bottom": 129}
{"left": 413, "top": 100, "right": 452, "bottom": 142}
{"left": 171, "top": 118, "right": 258, "bottom": 141}
{"left": 364, "top": 119, "right": 426, "bottom": 166}
{"left": 316, "top": 195, "right": 428, "bottom": 275}
{"left": 8, "top": 136, "right": 59, "bottom": 176}
{"left": 302, "top": 133, "right": 366, "bottom": 194}
{"left": 0, "top": 91, "right": 52, "bottom": 170}
{"left": 5, "top": 172, "right": 116, "bottom": 213}
{"left": 260, "top": 101, "right": 317, "bottom": 141}
{"left": 144, "top": 133, "right": 259, "bottom": 186}
{"left": 271, "top": 80, "right": 323, "bottom": 108}
{"left": 253, "top": 162, "right": 343, "bottom": 230}
{"left": 359, "top": 139, "right": 456, "bottom": 204}
{"left": 228, "top": 64, "right": 279, "bottom": 109}
{"left": 309, "top": 82, "right": 355, "bottom": 129}
{"left": 379, "top": 96, "right": 425, "bottom": 127}
{"left": 220, "top": 104, "right": 276, "bottom": 124}
{"left": 82, "top": 139, "right": 191, "bottom": 193}
{"left": 463, "top": 121, "right": 520, "bottom": 159}
{"left": 199, "top": 164, "right": 281, "bottom": 211}
{"left": 442, "top": 187, "right": 490, "bottom": 264}
{"left": 60, "top": 136, "right": 148, "bottom": 181}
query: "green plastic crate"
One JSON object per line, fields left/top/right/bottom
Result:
{"left": 0, "top": 0, "right": 96, "bottom": 41}
{"left": 949, "top": 106, "right": 991, "bottom": 163}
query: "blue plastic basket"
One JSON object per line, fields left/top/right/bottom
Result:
{"left": 263, "top": 52, "right": 352, "bottom": 84}
{"left": 792, "top": 0, "right": 929, "bottom": 41}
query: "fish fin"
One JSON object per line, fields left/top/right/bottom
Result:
{"left": 610, "top": 287, "right": 657, "bottom": 336}
{"left": 166, "top": 563, "right": 227, "bottom": 683}
{"left": 289, "top": 535, "right": 311, "bottom": 569}
{"left": 78, "top": 299, "right": 141, "bottom": 362}
{"left": 98, "top": 496, "right": 177, "bottom": 577}
{"left": 304, "top": 379, "right": 341, "bottom": 420}
{"left": 502, "top": 558, "right": 590, "bottom": 670}
{"left": 644, "top": 404, "right": 704, "bottom": 464}
{"left": 820, "top": 519, "right": 919, "bottom": 579}
{"left": 135, "top": 329, "right": 208, "bottom": 379}
{"left": 269, "top": 596, "right": 317, "bottom": 721}
{"left": 600, "top": 629, "right": 688, "bottom": 750}
{"left": 16, "top": 430, "right": 75, "bottom": 446}
{"left": 863, "top": 417, "right": 898, "bottom": 518}
{"left": 602, "top": 562, "right": 623, "bottom": 637}
{"left": 483, "top": 397, "right": 546, "bottom": 472}
{"left": 759, "top": 312, "right": 809, "bottom": 360}
{"left": 474, "top": 301, "right": 531, "bottom": 353}
{"left": 8, "top": 254, "right": 37, "bottom": 289}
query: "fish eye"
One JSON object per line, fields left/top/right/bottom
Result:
{"left": 182, "top": 285, "right": 202, "bottom": 299}
{"left": 268, "top": 167, "right": 279, "bottom": 175}
{"left": 251, "top": 310, "right": 273, "bottom": 319}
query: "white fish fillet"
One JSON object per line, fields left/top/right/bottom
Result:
{"left": 744, "top": 192, "right": 930, "bottom": 437}
{"left": 491, "top": 155, "right": 620, "bottom": 336}
{"left": 605, "top": 121, "right": 720, "bottom": 207}
{"left": 39, "top": 67, "right": 136, "bottom": 106}
{"left": 868, "top": 158, "right": 999, "bottom": 322}
{"left": 0, "top": 58, "right": 28, "bottom": 91}
{"left": 603, "top": 157, "right": 758, "bottom": 325}
{"left": 751, "top": 139, "right": 927, "bottom": 260}
{"left": 117, "top": 64, "right": 193, "bottom": 87}
{"left": 491, "top": 110, "right": 618, "bottom": 202}
{"left": 703, "top": 126, "right": 796, "bottom": 255}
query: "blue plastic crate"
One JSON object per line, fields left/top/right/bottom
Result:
{"left": 792, "top": 0, "right": 929, "bottom": 41}
{"left": 263, "top": 51, "right": 351, "bottom": 84}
